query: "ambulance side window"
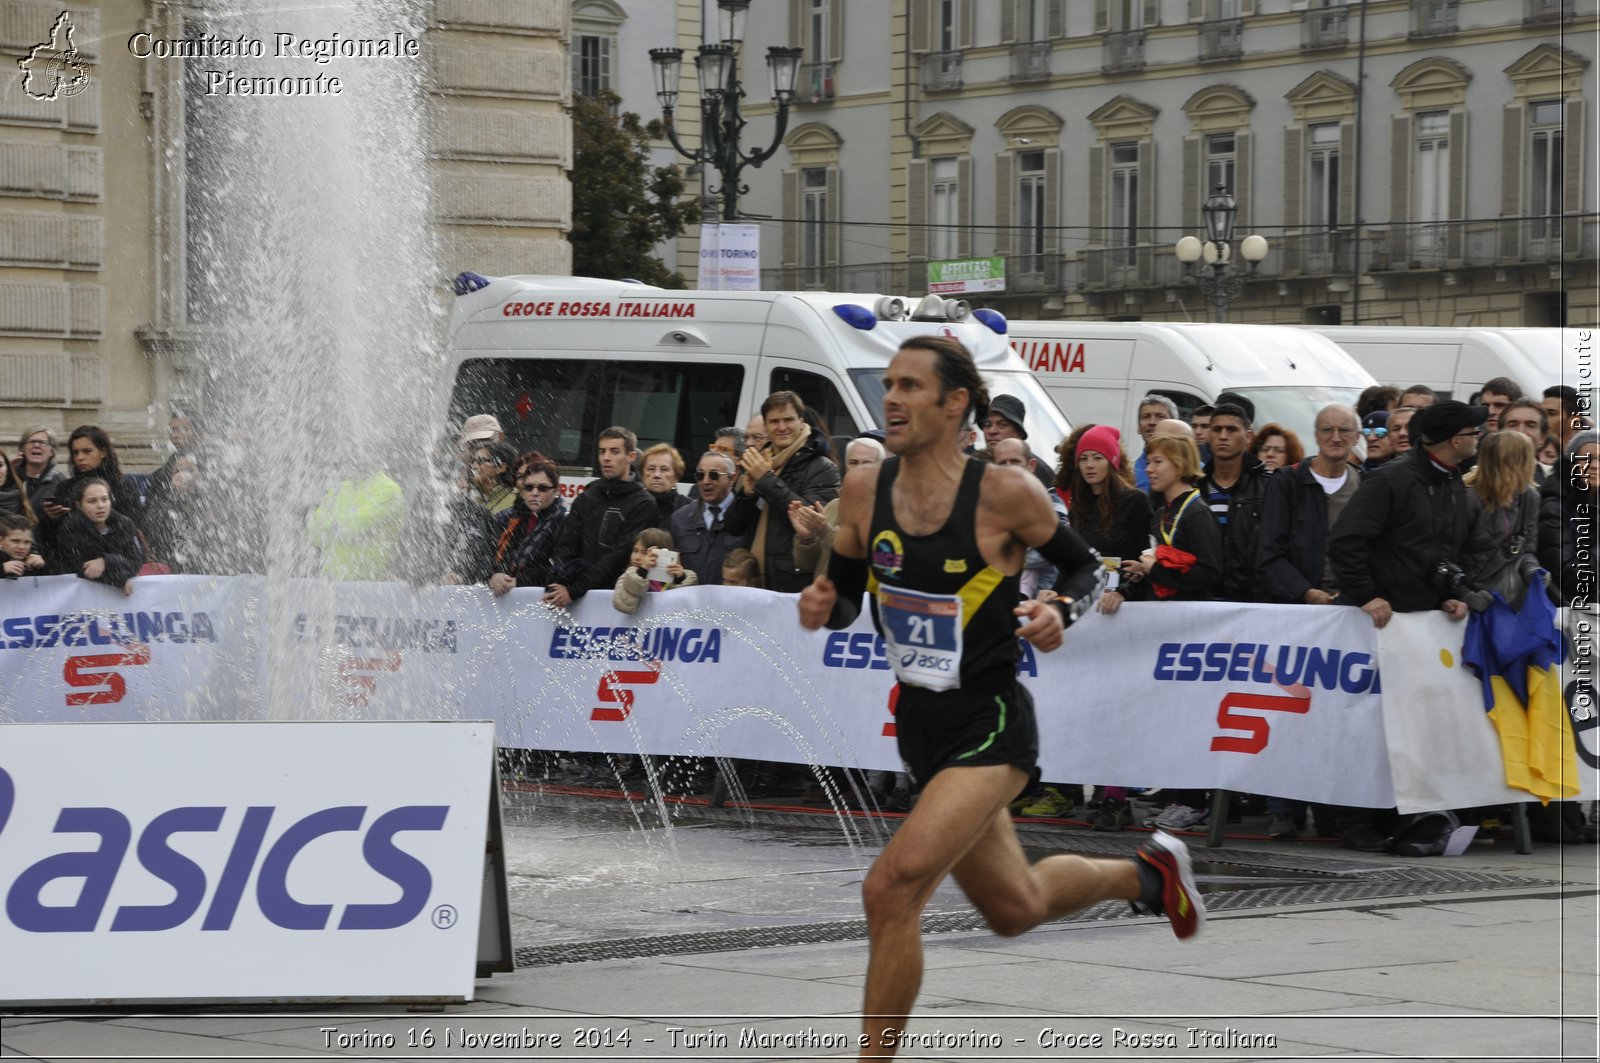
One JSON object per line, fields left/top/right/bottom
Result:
{"left": 450, "top": 358, "right": 742, "bottom": 467}
{"left": 769, "top": 368, "right": 861, "bottom": 457}
{"left": 1150, "top": 389, "right": 1205, "bottom": 423}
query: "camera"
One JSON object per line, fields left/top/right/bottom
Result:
{"left": 1433, "top": 559, "right": 1471, "bottom": 598}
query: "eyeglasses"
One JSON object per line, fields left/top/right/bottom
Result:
{"left": 518, "top": 481, "right": 555, "bottom": 492}
{"left": 693, "top": 469, "right": 726, "bottom": 481}
{"left": 1455, "top": 427, "right": 1485, "bottom": 439}
{"left": 1362, "top": 427, "right": 1389, "bottom": 439}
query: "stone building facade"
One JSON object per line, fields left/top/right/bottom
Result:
{"left": 620, "top": 0, "right": 1594, "bottom": 327}
{"left": 0, "top": 0, "right": 571, "bottom": 470}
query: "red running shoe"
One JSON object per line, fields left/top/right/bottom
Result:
{"left": 1135, "top": 830, "right": 1206, "bottom": 940}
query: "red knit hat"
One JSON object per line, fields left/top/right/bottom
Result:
{"left": 1076, "top": 424, "right": 1122, "bottom": 468}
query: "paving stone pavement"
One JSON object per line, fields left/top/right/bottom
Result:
{"left": 2, "top": 810, "right": 1596, "bottom": 1063}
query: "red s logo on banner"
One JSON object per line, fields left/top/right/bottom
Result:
{"left": 63, "top": 644, "right": 152, "bottom": 706}
{"left": 592, "top": 669, "right": 661, "bottom": 722}
{"left": 1210, "top": 692, "right": 1311, "bottom": 754}
{"left": 336, "top": 654, "right": 402, "bottom": 707}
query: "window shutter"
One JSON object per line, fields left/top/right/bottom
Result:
{"left": 1338, "top": 121, "right": 1356, "bottom": 228}
{"left": 994, "top": 153, "right": 1014, "bottom": 255}
{"left": 1095, "top": 0, "right": 1109, "bottom": 33}
{"left": 1182, "top": 134, "right": 1201, "bottom": 229}
{"left": 1087, "top": 143, "right": 1106, "bottom": 284}
{"left": 911, "top": 0, "right": 930, "bottom": 51}
{"left": 1088, "top": 143, "right": 1105, "bottom": 243}
{"left": 832, "top": 1, "right": 845, "bottom": 60}
{"left": 1499, "top": 104, "right": 1522, "bottom": 260}
{"left": 1001, "top": 0, "right": 1017, "bottom": 43}
{"left": 1241, "top": 0, "right": 1255, "bottom": 15}
{"left": 1563, "top": 99, "right": 1584, "bottom": 255}
{"left": 789, "top": 0, "right": 804, "bottom": 45}
{"left": 1048, "top": 0, "right": 1065, "bottom": 38}
{"left": 782, "top": 169, "right": 799, "bottom": 269}
{"left": 1143, "top": 0, "right": 1160, "bottom": 27}
{"left": 1137, "top": 139, "right": 1154, "bottom": 246}
{"left": 1282, "top": 127, "right": 1303, "bottom": 231}
{"left": 907, "top": 158, "right": 929, "bottom": 260}
{"left": 1389, "top": 115, "right": 1411, "bottom": 263}
{"left": 1446, "top": 110, "right": 1466, "bottom": 258}
{"left": 961, "top": 0, "right": 975, "bottom": 48}
{"left": 1236, "top": 130, "right": 1253, "bottom": 230}
{"left": 826, "top": 166, "right": 842, "bottom": 270}
{"left": 1044, "top": 148, "right": 1062, "bottom": 286}
{"left": 600, "top": 36, "right": 612, "bottom": 92}
{"left": 958, "top": 155, "right": 974, "bottom": 256}
{"left": 1188, "top": 0, "right": 1205, "bottom": 22}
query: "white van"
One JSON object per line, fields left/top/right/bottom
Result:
{"left": 442, "top": 276, "right": 1069, "bottom": 481}
{"left": 1008, "top": 321, "right": 1376, "bottom": 446}
{"left": 1303, "top": 326, "right": 1563, "bottom": 401}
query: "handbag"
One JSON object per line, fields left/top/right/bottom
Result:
{"left": 1471, "top": 493, "right": 1532, "bottom": 608}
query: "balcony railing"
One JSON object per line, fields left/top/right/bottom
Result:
{"left": 1009, "top": 41, "right": 1051, "bottom": 83}
{"left": 1301, "top": 7, "right": 1349, "bottom": 50}
{"left": 1525, "top": 0, "right": 1574, "bottom": 22}
{"left": 919, "top": 51, "right": 962, "bottom": 91}
{"left": 799, "top": 61, "right": 835, "bottom": 103}
{"left": 1198, "top": 18, "right": 1243, "bottom": 63}
{"left": 1409, "top": 0, "right": 1458, "bottom": 37}
{"left": 1101, "top": 30, "right": 1145, "bottom": 73}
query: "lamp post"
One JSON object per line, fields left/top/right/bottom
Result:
{"left": 1173, "top": 186, "right": 1269, "bottom": 322}
{"left": 649, "top": 0, "right": 803, "bottom": 222}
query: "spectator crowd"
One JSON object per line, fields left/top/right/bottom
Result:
{"left": 1, "top": 371, "right": 1594, "bottom": 846}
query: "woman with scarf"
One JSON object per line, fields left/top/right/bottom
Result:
{"left": 1111, "top": 432, "right": 1222, "bottom": 604}
{"left": 726, "top": 391, "right": 841, "bottom": 592}
{"left": 486, "top": 451, "right": 567, "bottom": 594}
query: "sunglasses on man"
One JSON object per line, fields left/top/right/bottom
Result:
{"left": 693, "top": 469, "right": 727, "bottom": 481}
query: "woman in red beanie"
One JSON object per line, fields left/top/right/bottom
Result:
{"left": 1066, "top": 424, "right": 1151, "bottom": 583}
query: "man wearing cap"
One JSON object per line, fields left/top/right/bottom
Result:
{"left": 1359, "top": 410, "right": 1395, "bottom": 472}
{"left": 460, "top": 413, "right": 505, "bottom": 449}
{"left": 983, "top": 395, "right": 1054, "bottom": 489}
{"left": 1328, "top": 400, "right": 1486, "bottom": 627}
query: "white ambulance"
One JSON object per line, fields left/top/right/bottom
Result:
{"left": 442, "top": 275, "right": 1071, "bottom": 482}
{"left": 1007, "top": 320, "right": 1376, "bottom": 445}
{"left": 1303, "top": 326, "right": 1564, "bottom": 401}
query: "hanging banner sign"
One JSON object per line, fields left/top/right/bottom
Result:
{"left": 929, "top": 256, "right": 1006, "bottom": 294}
{"left": 2, "top": 578, "right": 1593, "bottom": 812}
{"left": 697, "top": 223, "right": 761, "bottom": 291}
{"left": 0, "top": 720, "right": 495, "bottom": 1005}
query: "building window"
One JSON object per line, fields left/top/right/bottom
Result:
{"left": 1529, "top": 100, "right": 1564, "bottom": 248}
{"left": 1115, "top": 0, "right": 1145, "bottom": 30}
{"left": 1205, "top": 133, "right": 1236, "bottom": 212}
{"left": 1307, "top": 122, "right": 1340, "bottom": 230}
{"left": 802, "top": 167, "right": 829, "bottom": 284}
{"left": 1017, "top": 150, "right": 1048, "bottom": 272}
{"left": 930, "top": 158, "right": 960, "bottom": 261}
{"left": 1109, "top": 142, "right": 1139, "bottom": 261}
{"left": 809, "top": 0, "right": 832, "bottom": 58}
{"left": 1413, "top": 111, "right": 1450, "bottom": 257}
{"left": 936, "top": 0, "right": 960, "bottom": 51}
{"left": 572, "top": 33, "right": 612, "bottom": 98}
{"left": 1022, "top": 0, "right": 1050, "bottom": 39}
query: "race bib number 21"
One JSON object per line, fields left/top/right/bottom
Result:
{"left": 878, "top": 586, "right": 963, "bottom": 692}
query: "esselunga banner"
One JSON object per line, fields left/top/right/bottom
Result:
{"left": 0, "top": 721, "right": 494, "bottom": 1004}
{"left": 1, "top": 577, "right": 1593, "bottom": 812}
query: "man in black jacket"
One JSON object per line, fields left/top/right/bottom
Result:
{"left": 726, "top": 391, "right": 840, "bottom": 592}
{"left": 1257, "top": 403, "right": 1362, "bottom": 605}
{"left": 1328, "top": 401, "right": 1486, "bottom": 627}
{"left": 1198, "top": 402, "right": 1270, "bottom": 602}
{"left": 542, "top": 426, "right": 657, "bottom": 607}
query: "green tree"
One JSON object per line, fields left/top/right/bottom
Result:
{"left": 569, "top": 92, "right": 699, "bottom": 287}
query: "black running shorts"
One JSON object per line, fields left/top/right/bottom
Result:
{"left": 893, "top": 680, "right": 1040, "bottom": 792}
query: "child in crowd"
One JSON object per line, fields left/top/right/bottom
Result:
{"left": 53, "top": 476, "right": 144, "bottom": 595}
{"left": 613, "top": 527, "right": 696, "bottom": 613}
{"left": 0, "top": 513, "right": 44, "bottom": 578}
{"left": 720, "top": 548, "right": 762, "bottom": 588}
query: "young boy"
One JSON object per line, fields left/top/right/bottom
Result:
{"left": 720, "top": 548, "right": 762, "bottom": 588}
{"left": 0, "top": 513, "right": 45, "bottom": 578}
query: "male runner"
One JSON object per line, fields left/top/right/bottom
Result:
{"left": 799, "top": 335, "right": 1204, "bottom": 1058}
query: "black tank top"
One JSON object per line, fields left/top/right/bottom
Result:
{"left": 867, "top": 457, "right": 1020, "bottom": 694}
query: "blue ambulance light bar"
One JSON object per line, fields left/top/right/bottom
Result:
{"left": 832, "top": 297, "right": 1006, "bottom": 335}
{"left": 452, "top": 271, "right": 491, "bottom": 295}
{"left": 972, "top": 308, "right": 1007, "bottom": 335}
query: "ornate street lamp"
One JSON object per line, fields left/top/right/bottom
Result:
{"left": 649, "top": 0, "right": 803, "bottom": 222}
{"left": 1174, "top": 186, "right": 1269, "bottom": 322}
